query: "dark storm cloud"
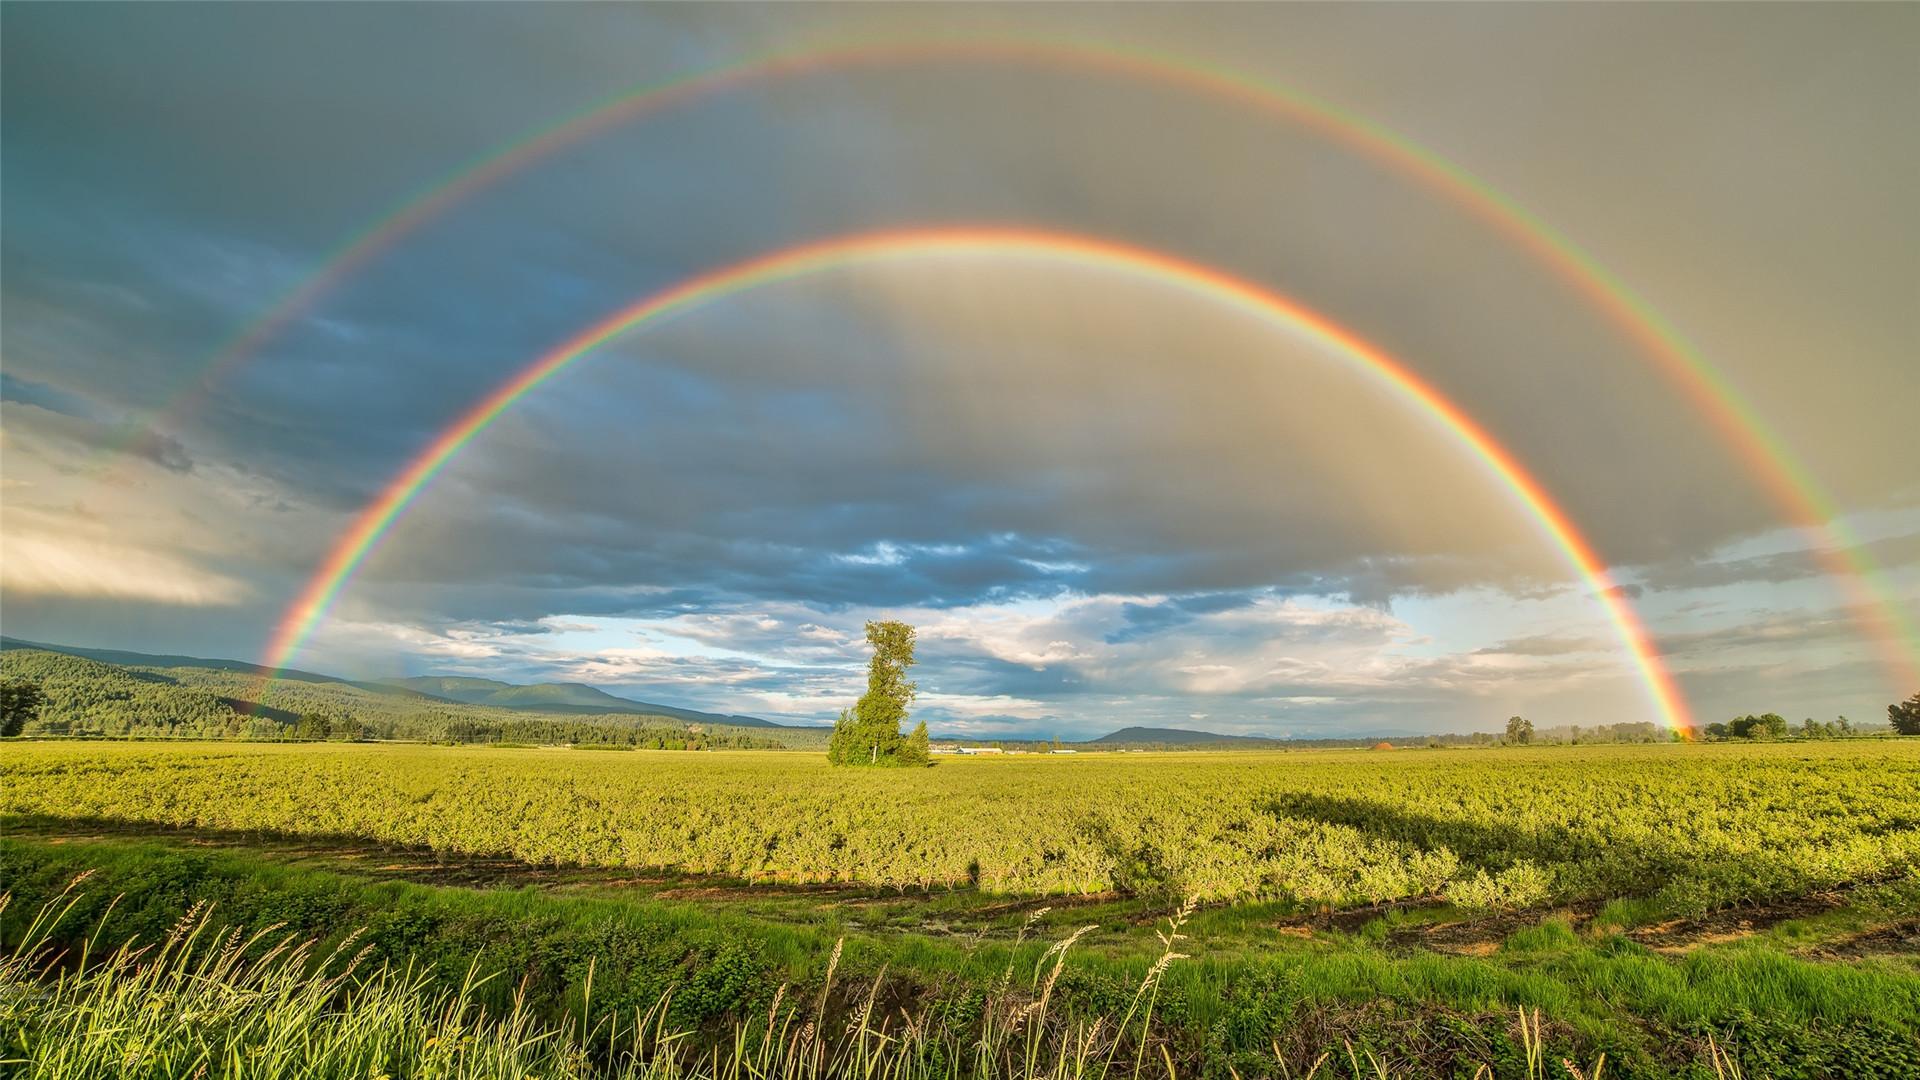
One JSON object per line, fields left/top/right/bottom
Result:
{"left": 0, "top": 393, "right": 195, "bottom": 475}
{"left": 1103, "top": 591, "right": 1265, "bottom": 644}
{"left": 0, "top": 5, "right": 1880, "bottom": 544}
{"left": 1675, "top": 657, "right": 1896, "bottom": 727}
{"left": 1, "top": 373, "right": 98, "bottom": 419}
{"left": 1640, "top": 532, "right": 1920, "bottom": 593}
{"left": 919, "top": 650, "right": 1091, "bottom": 700}
{"left": 131, "top": 433, "right": 195, "bottom": 475}
{"left": 1652, "top": 611, "right": 1868, "bottom": 660}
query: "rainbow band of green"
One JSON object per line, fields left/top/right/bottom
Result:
{"left": 263, "top": 227, "right": 1695, "bottom": 734}
{"left": 113, "top": 36, "right": 1909, "bottom": 679}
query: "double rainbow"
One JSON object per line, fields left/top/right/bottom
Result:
{"left": 262, "top": 227, "right": 1694, "bottom": 733}
{"left": 97, "top": 37, "right": 1909, "bottom": 688}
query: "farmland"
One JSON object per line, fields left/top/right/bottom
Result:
{"left": 5, "top": 740, "right": 1919, "bottom": 1077}
{"left": 6, "top": 740, "right": 1918, "bottom": 910}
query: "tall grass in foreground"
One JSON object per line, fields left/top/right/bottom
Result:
{"left": 0, "top": 881, "right": 1620, "bottom": 1080}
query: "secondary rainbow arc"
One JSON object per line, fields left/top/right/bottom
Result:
{"left": 262, "top": 227, "right": 1695, "bottom": 735}
{"left": 114, "top": 37, "right": 1912, "bottom": 682}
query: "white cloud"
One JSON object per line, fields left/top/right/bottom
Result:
{"left": 1, "top": 528, "right": 246, "bottom": 605}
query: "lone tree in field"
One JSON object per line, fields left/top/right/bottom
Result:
{"left": 829, "top": 621, "right": 925, "bottom": 766}
{"left": 1, "top": 678, "right": 44, "bottom": 738}
{"left": 1505, "top": 715, "right": 1533, "bottom": 745}
{"left": 1891, "top": 693, "right": 1920, "bottom": 736}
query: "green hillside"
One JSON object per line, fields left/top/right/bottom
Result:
{"left": 479, "top": 681, "right": 643, "bottom": 710}
{"left": 2, "top": 638, "right": 789, "bottom": 730}
{"left": 0, "top": 636, "right": 339, "bottom": 684}
{"left": 0, "top": 647, "right": 821, "bottom": 750}
{"left": 0, "top": 650, "right": 279, "bottom": 738}
{"left": 383, "top": 675, "right": 516, "bottom": 703}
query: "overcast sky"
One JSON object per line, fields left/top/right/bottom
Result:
{"left": 3, "top": 4, "right": 1914, "bottom": 737}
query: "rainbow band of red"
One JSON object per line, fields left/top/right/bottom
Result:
{"left": 262, "top": 227, "right": 1695, "bottom": 734}
{"left": 126, "top": 38, "right": 1913, "bottom": 681}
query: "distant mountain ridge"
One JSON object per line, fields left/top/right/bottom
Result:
{"left": 1084, "top": 726, "right": 1282, "bottom": 747}
{"left": 378, "top": 676, "right": 780, "bottom": 728}
{"left": 0, "top": 636, "right": 342, "bottom": 685}
{"left": 0, "top": 637, "right": 781, "bottom": 728}
{"left": 384, "top": 676, "right": 514, "bottom": 699}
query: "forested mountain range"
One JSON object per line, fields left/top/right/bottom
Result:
{"left": 0, "top": 640, "right": 818, "bottom": 750}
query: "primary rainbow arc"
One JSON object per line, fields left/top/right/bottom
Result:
{"left": 263, "top": 226, "right": 1695, "bottom": 735}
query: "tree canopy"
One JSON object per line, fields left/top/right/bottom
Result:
{"left": 1725, "top": 713, "right": 1789, "bottom": 740}
{"left": 829, "top": 621, "right": 927, "bottom": 767}
{"left": 1891, "top": 693, "right": 1920, "bottom": 736}
{"left": 1, "top": 677, "right": 44, "bottom": 737}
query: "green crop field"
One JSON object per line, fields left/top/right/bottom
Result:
{"left": 6, "top": 740, "right": 1918, "bottom": 909}
{"left": 4, "top": 739, "right": 1919, "bottom": 1078}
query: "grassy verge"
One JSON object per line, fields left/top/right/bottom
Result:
{"left": 3, "top": 832, "right": 1916, "bottom": 1077}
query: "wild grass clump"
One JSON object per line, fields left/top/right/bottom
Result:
{"left": 0, "top": 881, "right": 1217, "bottom": 1080}
{"left": 0, "top": 877, "right": 1727, "bottom": 1080}
{"left": 1, "top": 880, "right": 563, "bottom": 1079}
